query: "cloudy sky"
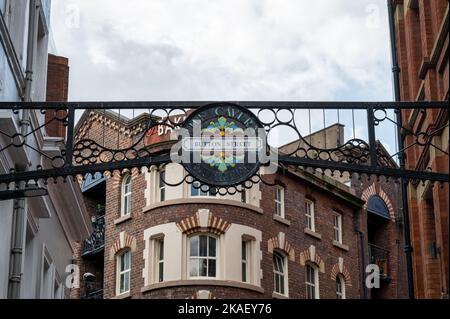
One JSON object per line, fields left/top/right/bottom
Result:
{"left": 50, "top": 0, "right": 398, "bottom": 152}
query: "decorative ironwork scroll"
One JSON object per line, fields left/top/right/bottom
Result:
{"left": 0, "top": 101, "right": 448, "bottom": 192}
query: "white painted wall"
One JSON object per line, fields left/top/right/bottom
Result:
{"left": 0, "top": 0, "right": 91, "bottom": 299}
{"left": 144, "top": 163, "right": 261, "bottom": 207}
{"left": 142, "top": 219, "right": 262, "bottom": 288}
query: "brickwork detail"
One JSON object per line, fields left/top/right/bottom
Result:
{"left": 267, "top": 232, "right": 295, "bottom": 261}
{"left": 299, "top": 245, "right": 325, "bottom": 273}
{"left": 361, "top": 182, "right": 396, "bottom": 220}
{"left": 330, "top": 257, "right": 352, "bottom": 286}
{"left": 176, "top": 209, "right": 231, "bottom": 235}
{"left": 109, "top": 231, "right": 137, "bottom": 260}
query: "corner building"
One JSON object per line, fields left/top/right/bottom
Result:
{"left": 72, "top": 109, "right": 409, "bottom": 299}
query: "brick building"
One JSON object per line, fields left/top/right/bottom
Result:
{"left": 72, "top": 110, "right": 407, "bottom": 299}
{"left": 390, "top": 0, "right": 449, "bottom": 298}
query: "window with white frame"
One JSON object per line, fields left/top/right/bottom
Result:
{"left": 336, "top": 275, "right": 345, "bottom": 299}
{"left": 305, "top": 263, "right": 319, "bottom": 299}
{"left": 189, "top": 235, "right": 217, "bottom": 278}
{"left": 116, "top": 250, "right": 131, "bottom": 295}
{"left": 333, "top": 212, "right": 343, "bottom": 243}
{"left": 305, "top": 199, "right": 315, "bottom": 231}
{"left": 241, "top": 240, "right": 249, "bottom": 283}
{"left": 273, "top": 251, "right": 288, "bottom": 295}
{"left": 155, "top": 239, "right": 164, "bottom": 282}
{"left": 121, "top": 175, "right": 132, "bottom": 216}
{"left": 190, "top": 181, "right": 216, "bottom": 197}
{"left": 274, "top": 186, "right": 285, "bottom": 218}
{"left": 159, "top": 170, "right": 166, "bottom": 201}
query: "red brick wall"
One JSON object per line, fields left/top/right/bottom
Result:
{"left": 351, "top": 176, "right": 408, "bottom": 299}
{"left": 393, "top": 0, "right": 449, "bottom": 298}
{"left": 100, "top": 167, "right": 362, "bottom": 299}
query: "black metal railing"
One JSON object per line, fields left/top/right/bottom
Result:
{"left": 81, "top": 289, "right": 103, "bottom": 299}
{"left": 0, "top": 101, "right": 448, "bottom": 188}
{"left": 82, "top": 215, "right": 105, "bottom": 256}
{"left": 368, "top": 243, "right": 390, "bottom": 278}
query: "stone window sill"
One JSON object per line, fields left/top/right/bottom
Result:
{"left": 273, "top": 214, "right": 291, "bottom": 226}
{"left": 333, "top": 240, "right": 349, "bottom": 251}
{"left": 114, "top": 214, "right": 131, "bottom": 225}
{"left": 304, "top": 228, "right": 322, "bottom": 240}
{"left": 272, "top": 292, "right": 289, "bottom": 299}
{"left": 112, "top": 291, "right": 131, "bottom": 299}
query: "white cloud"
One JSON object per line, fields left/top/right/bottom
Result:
{"left": 51, "top": 0, "right": 393, "bottom": 102}
{"left": 50, "top": 0, "right": 397, "bottom": 153}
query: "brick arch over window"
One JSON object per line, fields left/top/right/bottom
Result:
{"left": 330, "top": 257, "right": 352, "bottom": 286}
{"left": 361, "top": 183, "right": 395, "bottom": 220}
{"left": 299, "top": 245, "right": 325, "bottom": 273}
{"left": 176, "top": 209, "right": 231, "bottom": 235}
{"left": 109, "top": 231, "right": 137, "bottom": 260}
{"left": 108, "top": 168, "right": 140, "bottom": 185}
{"left": 267, "top": 232, "right": 295, "bottom": 261}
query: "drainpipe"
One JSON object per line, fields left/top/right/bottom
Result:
{"left": 355, "top": 215, "right": 368, "bottom": 299}
{"left": 387, "top": 0, "right": 415, "bottom": 299}
{"left": 7, "top": 0, "right": 39, "bottom": 299}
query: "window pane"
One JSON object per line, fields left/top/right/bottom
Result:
{"left": 189, "top": 259, "right": 199, "bottom": 277}
{"left": 208, "top": 259, "right": 216, "bottom": 277}
{"left": 306, "top": 265, "right": 313, "bottom": 283}
{"left": 242, "top": 262, "right": 247, "bottom": 282}
{"left": 124, "top": 272, "right": 130, "bottom": 292}
{"left": 208, "top": 237, "right": 216, "bottom": 257}
{"left": 160, "top": 171, "right": 165, "bottom": 186}
{"left": 121, "top": 252, "right": 130, "bottom": 271}
{"left": 191, "top": 183, "right": 199, "bottom": 196}
{"left": 159, "top": 262, "right": 164, "bottom": 282}
{"left": 120, "top": 273, "right": 125, "bottom": 292}
{"left": 190, "top": 236, "right": 199, "bottom": 257}
{"left": 124, "top": 196, "right": 130, "bottom": 214}
{"left": 274, "top": 274, "right": 280, "bottom": 293}
{"left": 199, "top": 236, "right": 208, "bottom": 257}
{"left": 159, "top": 241, "right": 164, "bottom": 260}
{"left": 124, "top": 251, "right": 131, "bottom": 269}
{"left": 280, "top": 275, "right": 285, "bottom": 294}
{"left": 242, "top": 241, "right": 247, "bottom": 260}
{"left": 200, "top": 258, "right": 208, "bottom": 276}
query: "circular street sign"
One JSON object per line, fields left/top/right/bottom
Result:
{"left": 182, "top": 103, "right": 263, "bottom": 187}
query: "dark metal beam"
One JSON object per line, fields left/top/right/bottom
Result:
{"left": 0, "top": 100, "right": 448, "bottom": 110}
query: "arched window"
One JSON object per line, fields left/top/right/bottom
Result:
{"left": 305, "top": 263, "right": 319, "bottom": 299}
{"left": 367, "top": 195, "right": 390, "bottom": 220}
{"left": 273, "top": 251, "right": 288, "bottom": 296}
{"left": 121, "top": 175, "right": 132, "bottom": 216}
{"left": 188, "top": 234, "right": 217, "bottom": 278}
{"left": 336, "top": 274, "right": 346, "bottom": 299}
{"left": 116, "top": 250, "right": 131, "bottom": 295}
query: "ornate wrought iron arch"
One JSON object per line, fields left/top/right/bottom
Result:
{"left": 0, "top": 101, "right": 448, "bottom": 192}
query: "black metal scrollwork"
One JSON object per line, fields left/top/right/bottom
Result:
{"left": 0, "top": 101, "right": 447, "bottom": 191}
